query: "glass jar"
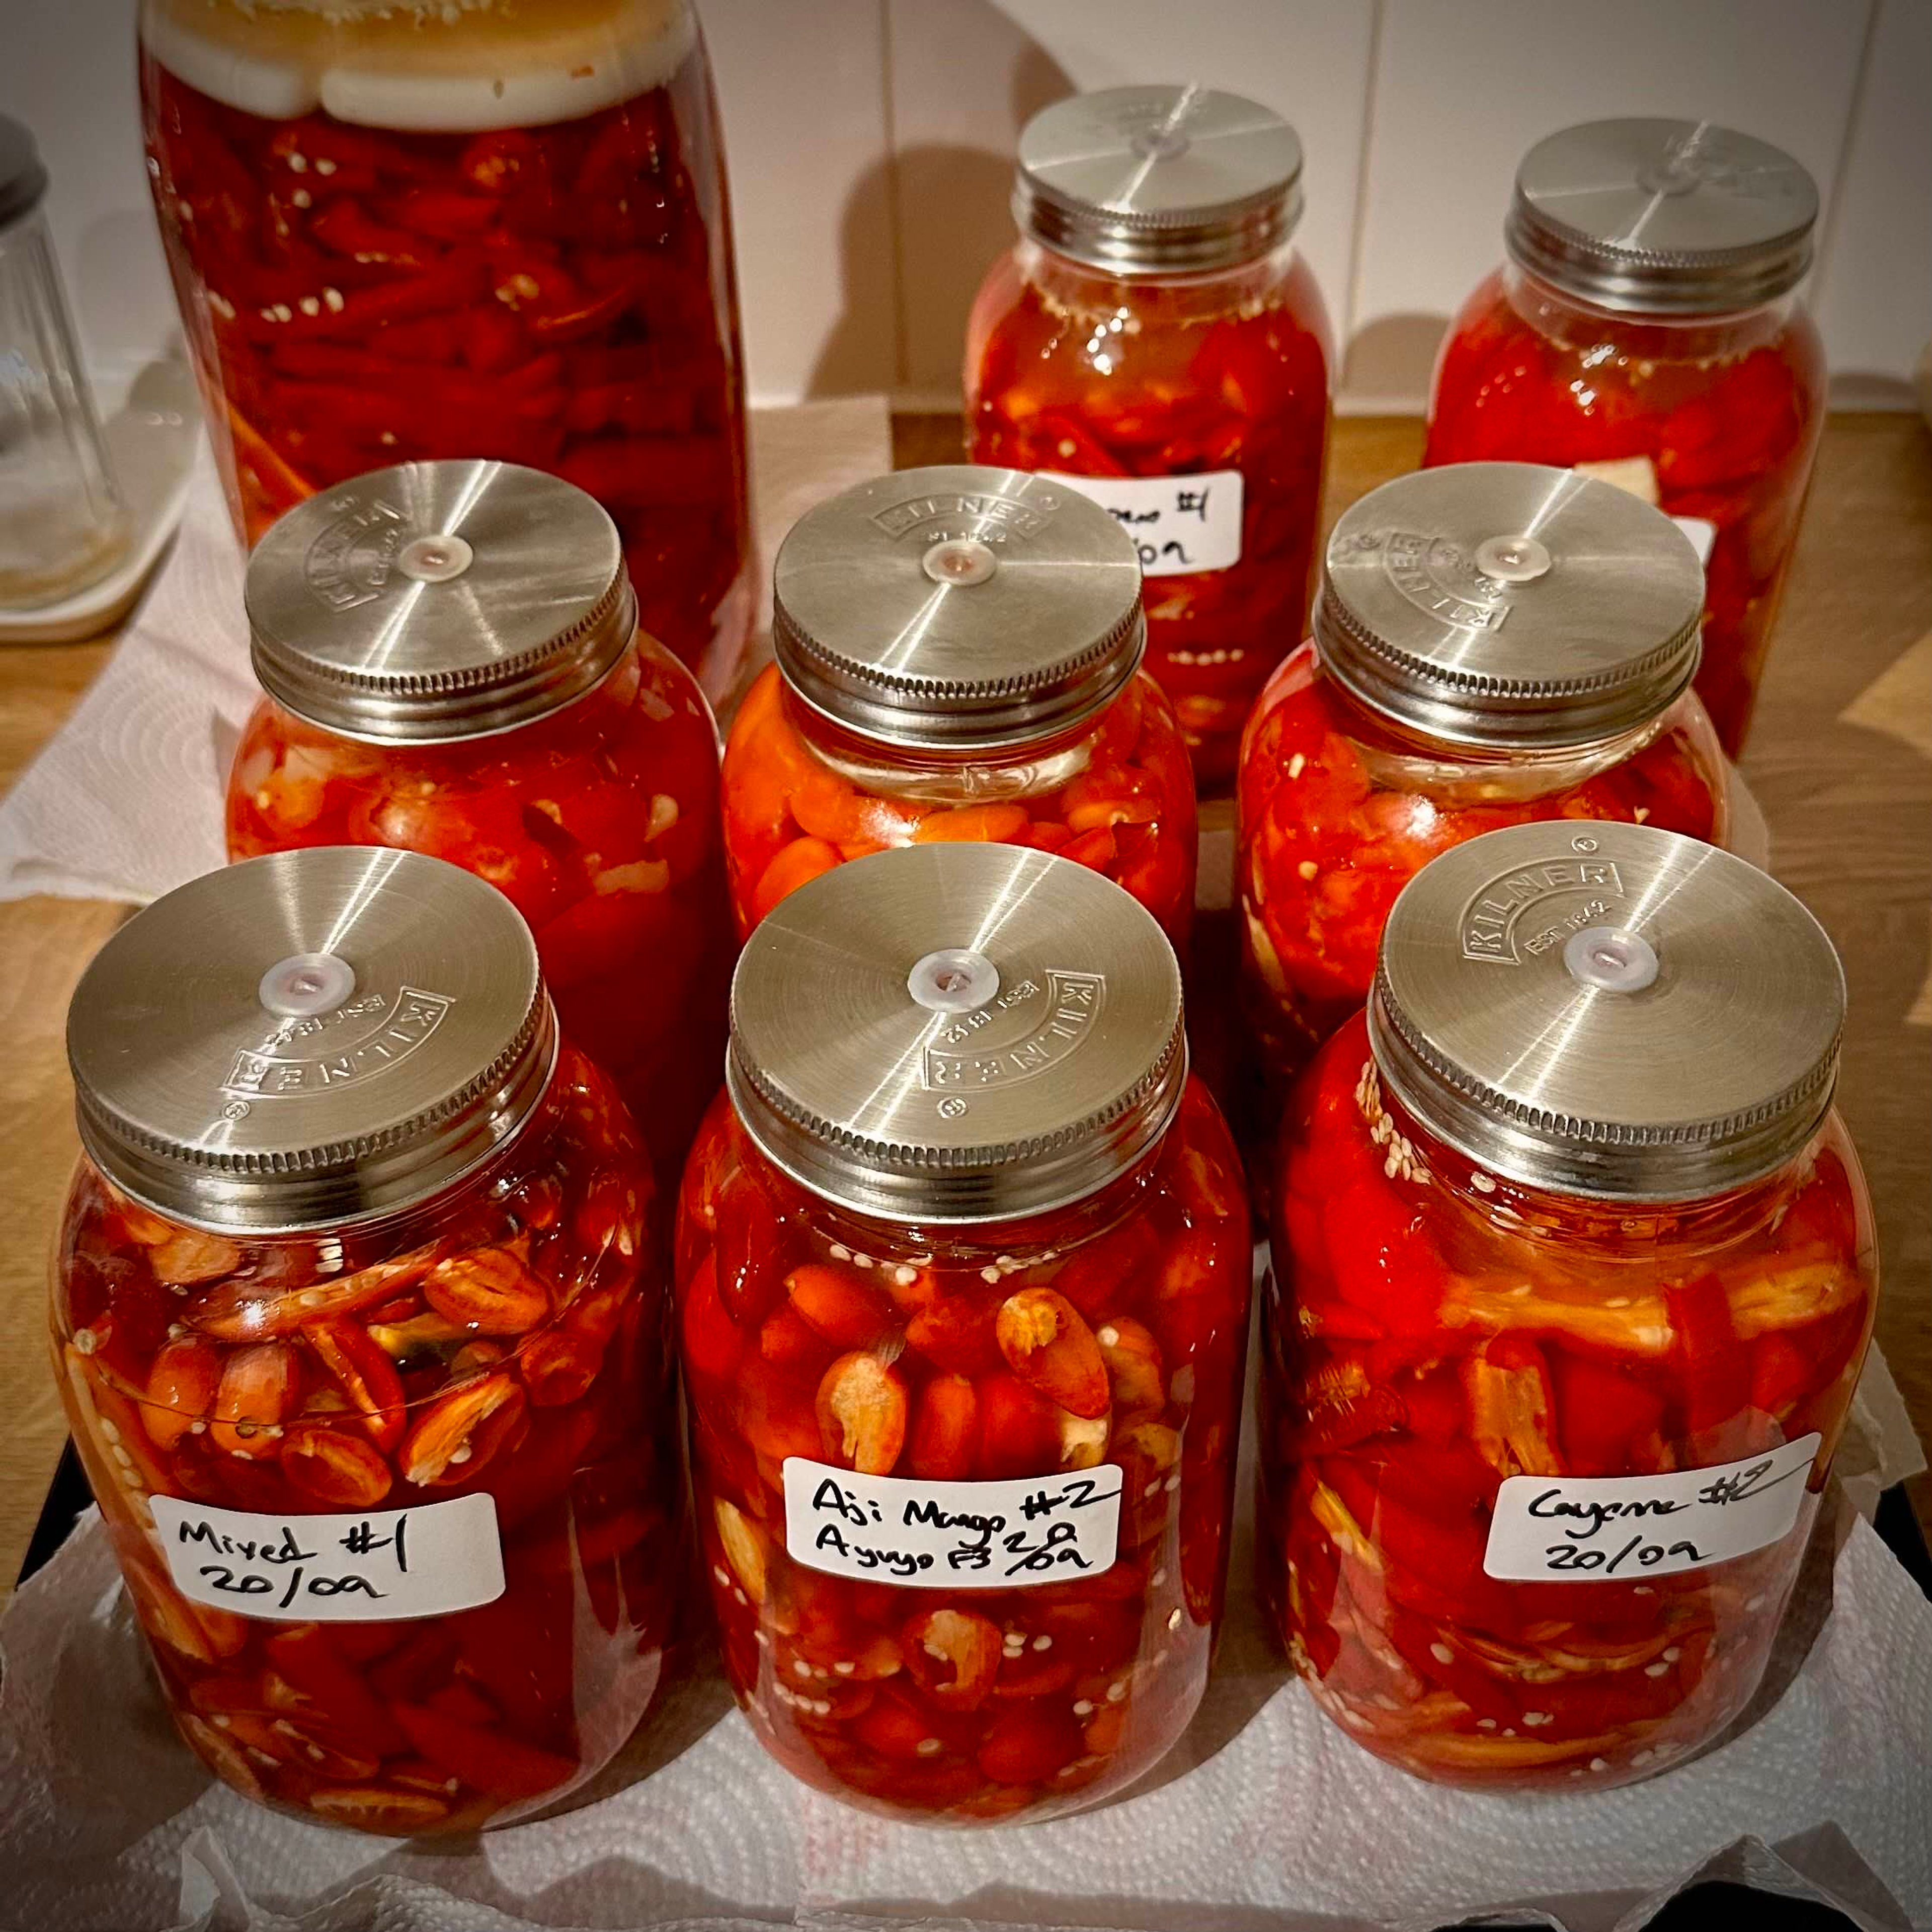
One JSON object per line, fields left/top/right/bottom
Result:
{"left": 1260, "top": 820, "right": 1878, "bottom": 1791}
{"left": 225, "top": 460, "right": 731, "bottom": 1189}
{"left": 676, "top": 843, "right": 1251, "bottom": 1823}
{"left": 1239, "top": 462, "right": 1730, "bottom": 1090}
{"left": 1425, "top": 120, "right": 1827, "bottom": 756}
{"left": 53, "top": 848, "right": 677, "bottom": 1833}
{"left": 722, "top": 466, "right": 1196, "bottom": 949}
{"left": 0, "top": 115, "right": 130, "bottom": 608}
{"left": 965, "top": 87, "right": 1332, "bottom": 789}
{"left": 139, "top": 0, "right": 750, "bottom": 682}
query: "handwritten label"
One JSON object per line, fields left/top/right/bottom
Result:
{"left": 1039, "top": 470, "right": 1243, "bottom": 576}
{"left": 150, "top": 1493, "right": 505, "bottom": 1623}
{"left": 1483, "top": 1433, "right": 1821, "bottom": 1582}
{"left": 783, "top": 1458, "right": 1121, "bottom": 1588}
{"left": 1673, "top": 515, "right": 1717, "bottom": 567}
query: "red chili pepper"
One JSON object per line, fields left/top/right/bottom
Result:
{"left": 391, "top": 1702, "right": 578, "bottom": 1801}
{"left": 1552, "top": 1351, "right": 1667, "bottom": 1472}
{"left": 1749, "top": 1332, "right": 1816, "bottom": 1419}
{"left": 310, "top": 199, "right": 438, "bottom": 269}
{"left": 238, "top": 257, "right": 490, "bottom": 345}
{"left": 528, "top": 278, "right": 643, "bottom": 343}
{"left": 261, "top": 1626, "right": 410, "bottom": 1757}
{"left": 1284, "top": 1382, "right": 1407, "bottom": 1457}
{"left": 556, "top": 434, "right": 733, "bottom": 509}
{"left": 390, "top": 187, "right": 501, "bottom": 240}
{"left": 1665, "top": 1271, "right": 1750, "bottom": 1436}
{"left": 1320, "top": 1178, "right": 1450, "bottom": 1335}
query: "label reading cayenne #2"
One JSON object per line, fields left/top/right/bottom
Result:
{"left": 1483, "top": 1433, "right": 1822, "bottom": 1583}
{"left": 150, "top": 1492, "right": 505, "bottom": 1622}
{"left": 1040, "top": 470, "right": 1243, "bottom": 576}
{"left": 783, "top": 1457, "right": 1122, "bottom": 1587}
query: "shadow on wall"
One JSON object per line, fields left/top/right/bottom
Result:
{"left": 1343, "top": 313, "right": 1450, "bottom": 414}
{"left": 808, "top": 13, "right": 1071, "bottom": 403}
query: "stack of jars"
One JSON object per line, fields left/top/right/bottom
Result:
{"left": 42, "top": 58, "right": 1881, "bottom": 1853}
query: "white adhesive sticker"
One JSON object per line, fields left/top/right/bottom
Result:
{"left": 1039, "top": 470, "right": 1243, "bottom": 576}
{"left": 1483, "top": 1433, "right": 1822, "bottom": 1583}
{"left": 1673, "top": 514, "right": 1718, "bottom": 567}
{"left": 783, "top": 1457, "right": 1122, "bottom": 1589}
{"left": 150, "top": 1492, "right": 505, "bottom": 1623}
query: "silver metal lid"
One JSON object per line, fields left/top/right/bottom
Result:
{"left": 1506, "top": 118, "right": 1818, "bottom": 314}
{"left": 1369, "top": 821, "right": 1844, "bottom": 1200}
{"left": 727, "top": 844, "right": 1185, "bottom": 1223}
{"left": 771, "top": 466, "right": 1146, "bottom": 751}
{"left": 1316, "top": 463, "right": 1704, "bottom": 749}
{"left": 246, "top": 460, "right": 635, "bottom": 743}
{"left": 68, "top": 848, "right": 555, "bottom": 1233}
{"left": 1014, "top": 85, "right": 1304, "bottom": 274}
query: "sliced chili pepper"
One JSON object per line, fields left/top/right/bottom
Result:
{"left": 1551, "top": 1351, "right": 1666, "bottom": 1473}
{"left": 1666, "top": 1271, "right": 1751, "bottom": 1436}
{"left": 391, "top": 1703, "right": 577, "bottom": 1802}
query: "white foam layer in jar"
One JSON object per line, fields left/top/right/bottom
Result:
{"left": 142, "top": 0, "right": 697, "bottom": 130}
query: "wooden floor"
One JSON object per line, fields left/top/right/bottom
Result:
{"left": 0, "top": 411, "right": 1925, "bottom": 1604}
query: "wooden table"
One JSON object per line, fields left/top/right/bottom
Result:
{"left": 2, "top": 413, "right": 1927, "bottom": 1606}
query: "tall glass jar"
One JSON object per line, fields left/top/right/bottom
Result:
{"left": 139, "top": 0, "right": 750, "bottom": 683}
{"left": 53, "top": 848, "right": 677, "bottom": 1834}
{"left": 1239, "top": 463, "right": 1731, "bottom": 1091}
{"left": 1425, "top": 120, "right": 1826, "bottom": 756}
{"left": 225, "top": 460, "right": 731, "bottom": 1190}
{"left": 965, "top": 87, "right": 1332, "bottom": 788}
{"left": 676, "top": 844, "right": 1251, "bottom": 1823}
{"left": 722, "top": 467, "right": 1196, "bottom": 950}
{"left": 1261, "top": 821, "right": 1878, "bottom": 1791}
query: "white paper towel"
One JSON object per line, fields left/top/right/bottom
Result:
{"left": 3, "top": 1407, "right": 1927, "bottom": 1932}
{"left": 0, "top": 397, "right": 896, "bottom": 907}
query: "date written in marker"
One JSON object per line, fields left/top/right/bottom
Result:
{"left": 151, "top": 1493, "right": 505, "bottom": 1622}
{"left": 783, "top": 1457, "right": 1122, "bottom": 1589}
{"left": 1483, "top": 1433, "right": 1822, "bottom": 1582}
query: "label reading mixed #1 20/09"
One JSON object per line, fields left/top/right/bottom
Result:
{"left": 783, "top": 1457, "right": 1122, "bottom": 1588}
{"left": 1483, "top": 1433, "right": 1822, "bottom": 1583}
{"left": 150, "top": 1492, "right": 506, "bottom": 1622}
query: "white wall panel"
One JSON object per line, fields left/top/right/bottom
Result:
{"left": 696, "top": 0, "right": 895, "bottom": 406}
{"left": 1812, "top": 0, "right": 1931, "bottom": 404}
{"left": 885, "top": 0, "right": 1377, "bottom": 406}
{"left": 0, "top": 0, "right": 1926, "bottom": 411}
{"left": 1348, "top": 0, "right": 1875, "bottom": 410}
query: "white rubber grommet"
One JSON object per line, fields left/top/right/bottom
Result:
{"left": 1563, "top": 925, "right": 1659, "bottom": 994}
{"left": 1474, "top": 533, "right": 1552, "bottom": 584}
{"left": 907, "top": 947, "right": 1000, "bottom": 1014}
{"left": 922, "top": 538, "right": 998, "bottom": 588}
{"left": 396, "top": 533, "right": 474, "bottom": 583}
{"left": 258, "top": 951, "right": 357, "bottom": 1018}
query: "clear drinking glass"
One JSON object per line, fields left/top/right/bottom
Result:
{"left": 0, "top": 116, "right": 129, "bottom": 609}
